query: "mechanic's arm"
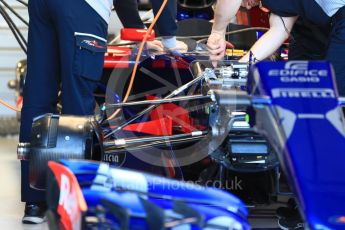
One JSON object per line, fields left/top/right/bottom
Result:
{"left": 114, "top": 0, "right": 145, "bottom": 29}
{"left": 240, "top": 14, "right": 298, "bottom": 62}
{"left": 207, "top": 0, "right": 242, "bottom": 60}
{"left": 212, "top": 0, "right": 243, "bottom": 33}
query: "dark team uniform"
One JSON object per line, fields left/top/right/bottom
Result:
{"left": 262, "top": 0, "right": 345, "bottom": 95}
{"left": 115, "top": 0, "right": 177, "bottom": 37}
{"left": 20, "top": 0, "right": 109, "bottom": 210}
{"left": 289, "top": 18, "right": 330, "bottom": 60}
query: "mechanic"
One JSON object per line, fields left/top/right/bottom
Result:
{"left": 288, "top": 18, "right": 330, "bottom": 60}
{"left": 115, "top": 0, "right": 188, "bottom": 52}
{"left": 208, "top": 0, "right": 345, "bottom": 95}
{"left": 20, "top": 0, "right": 111, "bottom": 224}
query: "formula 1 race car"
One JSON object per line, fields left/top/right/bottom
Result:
{"left": 9, "top": 1, "right": 341, "bottom": 229}
{"left": 21, "top": 59, "right": 345, "bottom": 229}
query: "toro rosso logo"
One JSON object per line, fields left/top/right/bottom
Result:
{"left": 268, "top": 61, "right": 328, "bottom": 83}
{"left": 81, "top": 39, "right": 104, "bottom": 49}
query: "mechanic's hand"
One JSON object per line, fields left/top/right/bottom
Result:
{"left": 207, "top": 32, "right": 226, "bottom": 62}
{"left": 146, "top": 40, "right": 164, "bottom": 52}
{"left": 167, "top": 40, "right": 188, "bottom": 53}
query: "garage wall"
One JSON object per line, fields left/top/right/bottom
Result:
{"left": 0, "top": 0, "right": 27, "bottom": 117}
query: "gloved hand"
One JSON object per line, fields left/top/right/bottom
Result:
{"left": 146, "top": 40, "right": 164, "bottom": 52}
{"left": 207, "top": 31, "right": 226, "bottom": 61}
{"left": 168, "top": 40, "right": 188, "bottom": 53}
{"left": 170, "top": 40, "right": 188, "bottom": 53}
{"left": 162, "top": 37, "right": 188, "bottom": 53}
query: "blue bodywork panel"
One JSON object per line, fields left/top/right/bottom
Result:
{"left": 249, "top": 61, "right": 345, "bottom": 229}
{"left": 59, "top": 159, "right": 250, "bottom": 229}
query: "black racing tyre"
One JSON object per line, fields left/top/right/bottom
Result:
{"left": 29, "top": 114, "right": 103, "bottom": 190}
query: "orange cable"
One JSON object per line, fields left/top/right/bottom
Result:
{"left": 0, "top": 99, "right": 21, "bottom": 112}
{"left": 107, "top": 0, "right": 168, "bottom": 121}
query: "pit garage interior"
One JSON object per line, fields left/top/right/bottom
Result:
{"left": 1, "top": 0, "right": 345, "bottom": 230}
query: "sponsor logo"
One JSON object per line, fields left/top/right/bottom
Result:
{"left": 280, "top": 76, "right": 321, "bottom": 83}
{"left": 81, "top": 40, "right": 104, "bottom": 49}
{"left": 268, "top": 61, "right": 328, "bottom": 82}
{"left": 103, "top": 152, "right": 126, "bottom": 167}
{"left": 271, "top": 88, "right": 335, "bottom": 99}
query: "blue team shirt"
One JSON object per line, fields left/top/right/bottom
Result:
{"left": 314, "top": 0, "right": 345, "bottom": 16}
{"left": 84, "top": 0, "right": 113, "bottom": 23}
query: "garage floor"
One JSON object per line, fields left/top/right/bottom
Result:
{"left": 0, "top": 136, "right": 280, "bottom": 229}
{"left": 0, "top": 137, "right": 48, "bottom": 229}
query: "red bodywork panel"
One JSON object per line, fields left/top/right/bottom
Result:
{"left": 104, "top": 46, "right": 131, "bottom": 68}
{"left": 120, "top": 28, "right": 155, "bottom": 41}
{"left": 48, "top": 161, "right": 87, "bottom": 230}
{"left": 124, "top": 117, "right": 173, "bottom": 136}
{"left": 110, "top": 117, "right": 173, "bottom": 136}
{"left": 147, "top": 95, "right": 197, "bottom": 133}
